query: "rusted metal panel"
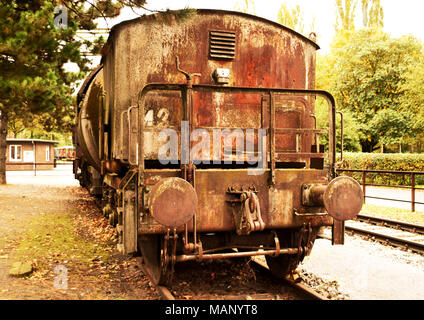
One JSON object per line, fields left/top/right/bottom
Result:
{"left": 76, "top": 69, "right": 104, "bottom": 172}
{"left": 323, "top": 176, "right": 363, "bottom": 221}
{"left": 117, "top": 189, "right": 138, "bottom": 254}
{"left": 139, "top": 168, "right": 333, "bottom": 234}
{"left": 101, "top": 10, "right": 318, "bottom": 161}
{"left": 148, "top": 177, "right": 197, "bottom": 228}
{"left": 332, "top": 220, "right": 345, "bottom": 245}
{"left": 135, "top": 84, "right": 332, "bottom": 169}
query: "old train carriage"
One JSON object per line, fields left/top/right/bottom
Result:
{"left": 73, "top": 9, "right": 363, "bottom": 285}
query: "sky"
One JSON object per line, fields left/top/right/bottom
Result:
{"left": 96, "top": 0, "right": 424, "bottom": 54}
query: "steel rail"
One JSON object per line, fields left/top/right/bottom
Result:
{"left": 356, "top": 214, "right": 424, "bottom": 235}
{"left": 137, "top": 255, "right": 327, "bottom": 300}
{"left": 251, "top": 259, "right": 328, "bottom": 300}
{"left": 345, "top": 225, "right": 424, "bottom": 255}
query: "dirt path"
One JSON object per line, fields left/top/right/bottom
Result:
{"left": 0, "top": 169, "right": 160, "bottom": 300}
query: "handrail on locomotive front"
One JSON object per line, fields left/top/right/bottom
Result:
{"left": 120, "top": 81, "right": 358, "bottom": 253}
{"left": 132, "top": 82, "right": 338, "bottom": 184}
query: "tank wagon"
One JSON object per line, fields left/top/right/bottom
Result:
{"left": 73, "top": 9, "right": 363, "bottom": 285}
{"left": 55, "top": 146, "right": 76, "bottom": 161}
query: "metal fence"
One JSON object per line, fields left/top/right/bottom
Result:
{"left": 336, "top": 168, "right": 424, "bottom": 212}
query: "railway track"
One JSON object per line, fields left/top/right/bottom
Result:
{"left": 138, "top": 256, "right": 327, "bottom": 300}
{"left": 356, "top": 214, "right": 424, "bottom": 234}
{"left": 251, "top": 259, "right": 327, "bottom": 301}
{"left": 345, "top": 214, "right": 424, "bottom": 255}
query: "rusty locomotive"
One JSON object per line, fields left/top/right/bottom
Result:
{"left": 73, "top": 9, "right": 363, "bottom": 285}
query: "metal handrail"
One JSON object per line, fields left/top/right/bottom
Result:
{"left": 136, "top": 83, "right": 339, "bottom": 178}
{"left": 337, "top": 168, "right": 424, "bottom": 212}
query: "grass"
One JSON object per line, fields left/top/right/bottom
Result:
{"left": 11, "top": 211, "right": 113, "bottom": 271}
{"left": 360, "top": 203, "right": 424, "bottom": 225}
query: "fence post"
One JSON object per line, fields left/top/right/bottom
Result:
{"left": 412, "top": 173, "right": 415, "bottom": 212}
{"left": 362, "top": 171, "right": 366, "bottom": 204}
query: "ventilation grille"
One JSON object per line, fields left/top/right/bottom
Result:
{"left": 209, "top": 31, "right": 236, "bottom": 60}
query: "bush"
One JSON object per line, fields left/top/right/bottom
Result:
{"left": 337, "top": 152, "right": 424, "bottom": 186}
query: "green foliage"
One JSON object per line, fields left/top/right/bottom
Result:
{"left": 338, "top": 152, "right": 424, "bottom": 185}
{"left": 317, "top": 1, "right": 424, "bottom": 153}
{"left": 369, "top": 109, "right": 414, "bottom": 146}
{"left": 361, "top": 0, "right": 383, "bottom": 28}
{"left": 0, "top": 0, "right": 153, "bottom": 135}
{"left": 0, "top": 0, "right": 91, "bottom": 134}
{"left": 335, "top": 30, "right": 423, "bottom": 151}
{"left": 315, "top": 98, "right": 361, "bottom": 152}
{"left": 277, "top": 3, "right": 304, "bottom": 34}
{"left": 335, "top": 0, "right": 358, "bottom": 32}
{"left": 318, "top": 26, "right": 424, "bottom": 152}
{"left": 233, "top": 0, "right": 256, "bottom": 15}
{"left": 400, "top": 55, "right": 424, "bottom": 143}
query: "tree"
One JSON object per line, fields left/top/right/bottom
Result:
{"left": 368, "top": 109, "right": 413, "bottom": 148}
{"left": 399, "top": 54, "right": 424, "bottom": 151}
{"left": 315, "top": 98, "right": 362, "bottom": 152}
{"left": 0, "top": 0, "right": 157, "bottom": 184}
{"left": 234, "top": 0, "right": 256, "bottom": 15}
{"left": 361, "top": 0, "right": 383, "bottom": 28}
{"left": 335, "top": 0, "right": 358, "bottom": 32}
{"left": 316, "top": 34, "right": 362, "bottom": 153}
{"left": 277, "top": 3, "right": 304, "bottom": 34}
{"left": 0, "top": 1, "right": 86, "bottom": 183}
{"left": 332, "top": 30, "right": 423, "bottom": 152}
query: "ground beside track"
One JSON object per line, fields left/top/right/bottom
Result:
{"left": 3, "top": 166, "right": 424, "bottom": 300}
{"left": 299, "top": 229, "right": 424, "bottom": 300}
{"left": 0, "top": 166, "right": 159, "bottom": 300}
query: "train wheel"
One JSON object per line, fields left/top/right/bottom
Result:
{"left": 265, "top": 228, "right": 317, "bottom": 279}
{"left": 138, "top": 234, "right": 174, "bottom": 286}
{"left": 265, "top": 253, "right": 303, "bottom": 279}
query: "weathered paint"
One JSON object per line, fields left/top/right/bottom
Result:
{"left": 76, "top": 69, "right": 104, "bottom": 172}
{"left": 323, "top": 176, "right": 363, "bottom": 221}
{"left": 139, "top": 168, "right": 333, "bottom": 234}
{"left": 77, "top": 10, "right": 350, "bottom": 242}
{"left": 148, "top": 177, "right": 197, "bottom": 227}
{"left": 101, "top": 10, "right": 318, "bottom": 163}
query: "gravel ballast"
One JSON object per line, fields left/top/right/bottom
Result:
{"left": 298, "top": 232, "right": 424, "bottom": 300}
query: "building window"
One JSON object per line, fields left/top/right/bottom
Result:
{"left": 9, "top": 145, "right": 22, "bottom": 161}
{"left": 46, "top": 146, "right": 50, "bottom": 161}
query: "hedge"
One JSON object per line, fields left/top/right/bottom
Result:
{"left": 336, "top": 153, "right": 424, "bottom": 186}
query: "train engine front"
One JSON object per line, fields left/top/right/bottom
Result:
{"left": 73, "top": 9, "right": 363, "bottom": 285}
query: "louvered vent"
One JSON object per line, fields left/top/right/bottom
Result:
{"left": 209, "top": 31, "right": 236, "bottom": 60}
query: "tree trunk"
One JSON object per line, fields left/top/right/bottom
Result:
{"left": 0, "top": 111, "right": 8, "bottom": 184}
{"left": 360, "top": 139, "right": 376, "bottom": 153}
